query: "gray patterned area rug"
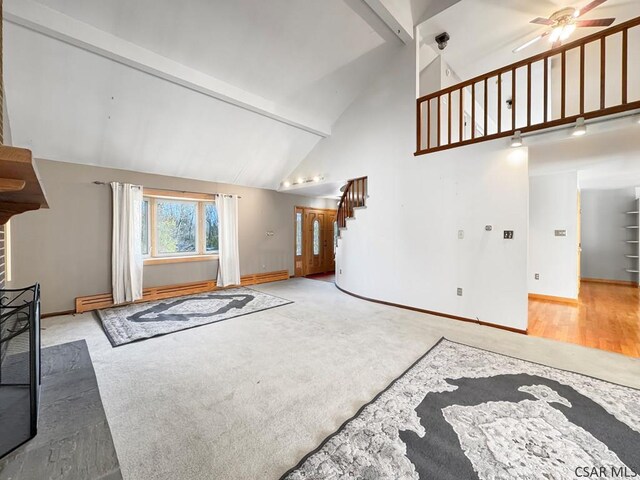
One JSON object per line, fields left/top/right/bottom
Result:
{"left": 97, "top": 287, "right": 292, "bottom": 346}
{"left": 0, "top": 340, "right": 121, "bottom": 479}
{"left": 282, "top": 338, "right": 640, "bottom": 480}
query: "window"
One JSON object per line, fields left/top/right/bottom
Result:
{"left": 295, "top": 212, "right": 302, "bottom": 256}
{"left": 141, "top": 199, "right": 149, "bottom": 255}
{"left": 313, "top": 219, "right": 320, "bottom": 256}
{"left": 333, "top": 220, "right": 338, "bottom": 253}
{"left": 141, "top": 190, "right": 219, "bottom": 264}
{"left": 205, "top": 203, "right": 219, "bottom": 252}
{"left": 156, "top": 199, "right": 198, "bottom": 255}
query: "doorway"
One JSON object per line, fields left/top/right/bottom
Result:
{"left": 294, "top": 206, "right": 337, "bottom": 277}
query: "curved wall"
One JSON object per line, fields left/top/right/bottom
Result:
{"left": 291, "top": 44, "right": 529, "bottom": 331}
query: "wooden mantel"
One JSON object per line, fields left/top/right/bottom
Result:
{"left": 0, "top": 145, "right": 48, "bottom": 224}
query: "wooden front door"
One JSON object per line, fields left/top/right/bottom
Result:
{"left": 295, "top": 207, "right": 337, "bottom": 276}
{"left": 305, "top": 209, "right": 326, "bottom": 275}
{"left": 325, "top": 212, "right": 337, "bottom": 271}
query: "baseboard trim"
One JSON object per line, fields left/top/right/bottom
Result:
{"left": 581, "top": 277, "right": 638, "bottom": 287}
{"left": 334, "top": 283, "right": 527, "bottom": 335}
{"left": 42, "top": 310, "right": 75, "bottom": 319}
{"left": 528, "top": 293, "right": 579, "bottom": 305}
{"left": 75, "top": 270, "right": 290, "bottom": 313}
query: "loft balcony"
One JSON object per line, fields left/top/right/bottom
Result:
{"left": 415, "top": 16, "right": 640, "bottom": 155}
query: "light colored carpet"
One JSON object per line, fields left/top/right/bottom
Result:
{"left": 39, "top": 278, "right": 640, "bottom": 480}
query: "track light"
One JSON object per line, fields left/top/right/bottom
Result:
{"left": 510, "top": 131, "right": 523, "bottom": 148}
{"left": 573, "top": 117, "right": 587, "bottom": 137}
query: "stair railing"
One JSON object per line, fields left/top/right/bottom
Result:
{"left": 337, "top": 177, "right": 367, "bottom": 230}
{"left": 416, "top": 16, "right": 640, "bottom": 155}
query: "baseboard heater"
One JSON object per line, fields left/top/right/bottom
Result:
{"left": 75, "top": 270, "right": 290, "bottom": 313}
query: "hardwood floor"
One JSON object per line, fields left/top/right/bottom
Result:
{"left": 529, "top": 281, "right": 640, "bottom": 357}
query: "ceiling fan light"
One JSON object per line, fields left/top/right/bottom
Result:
{"left": 561, "top": 24, "right": 576, "bottom": 41}
{"left": 510, "top": 131, "right": 523, "bottom": 148}
{"left": 550, "top": 27, "right": 563, "bottom": 43}
{"left": 573, "top": 117, "right": 587, "bottom": 136}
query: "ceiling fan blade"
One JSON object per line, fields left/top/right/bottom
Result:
{"left": 576, "top": 0, "right": 607, "bottom": 17}
{"left": 575, "top": 18, "right": 615, "bottom": 27}
{"left": 530, "top": 17, "right": 554, "bottom": 25}
{"left": 513, "top": 32, "right": 548, "bottom": 53}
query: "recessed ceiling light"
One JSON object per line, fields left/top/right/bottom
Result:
{"left": 313, "top": 176, "right": 321, "bottom": 183}
{"left": 510, "top": 131, "right": 523, "bottom": 148}
{"left": 296, "top": 177, "right": 304, "bottom": 184}
{"left": 573, "top": 117, "right": 587, "bottom": 136}
{"left": 283, "top": 181, "right": 290, "bottom": 188}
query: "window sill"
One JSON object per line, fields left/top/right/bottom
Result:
{"left": 144, "top": 255, "right": 218, "bottom": 266}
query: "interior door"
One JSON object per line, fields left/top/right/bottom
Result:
{"left": 577, "top": 191, "right": 582, "bottom": 295}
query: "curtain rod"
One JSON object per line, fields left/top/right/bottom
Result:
{"left": 92, "top": 181, "right": 241, "bottom": 198}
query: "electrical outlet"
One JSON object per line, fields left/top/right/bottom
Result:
{"left": 339, "top": 269, "right": 342, "bottom": 274}
{"left": 535, "top": 273, "right": 540, "bottom": 280}
{"left": 503, "top": 230, "right": 514, "bottom": 239}
{"left": 485, "top": 225, "right": 493, "bottom": 231}
{"left": 457, "top": 288, "right": 463, "bottom": 296}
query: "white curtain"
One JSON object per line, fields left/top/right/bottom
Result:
{"left": 216, "top": 194, "right": 241, "bottom": 287}
{"left": 111, "top": 182, "right": 143, "bottom": 304}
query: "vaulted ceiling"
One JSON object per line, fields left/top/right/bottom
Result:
{"left": 418, "top": 0, "right": 639, "bottom": 81}
{"left": 8, "top": 0, "right": 633, "bottom": 190}
{"left": 4, "top": 0, "right": 416, "bottom": 189}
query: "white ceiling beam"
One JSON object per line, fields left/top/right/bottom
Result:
{"left": 3, "top": 0, "right": 331, "bottom": 138}
{"left": 362, "top": 0, "right": 414, "bottom": 44}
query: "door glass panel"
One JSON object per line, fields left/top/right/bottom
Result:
{"left": 296, "top": 212, "right": 302, "bottom": 256}
{"left": 313, "top": 219, "right": 320, "bottom": 256}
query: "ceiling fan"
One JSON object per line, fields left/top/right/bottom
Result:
{"left": 513, "top": 0, "right": 615, "bottom": 53}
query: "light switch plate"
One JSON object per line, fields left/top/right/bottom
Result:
{"left": 555, "top": 230, "right": 567, "bottom": 237}
{"left": 458, "top": 230, "right": 464, "bottom": 239}
{"left": 457, "top": 288, "right": 463, "bottom": 296}
{"left": 503, "top": 230, "right": 514, "bottom": 239}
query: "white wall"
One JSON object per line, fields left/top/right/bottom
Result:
{"left": 292, "top": 43, "right": 529, "bottom": 331}
{"left": 529, "top": 172, "right": 579, "bottom": 300}
{"left": 581, "top": 187, "right": 639, "bottom": 283}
